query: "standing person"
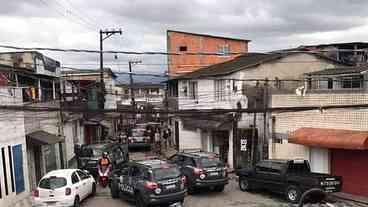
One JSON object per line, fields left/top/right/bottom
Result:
{"left": 154, "top": 128, "right": 161, "bottom": 154}
{"left": 167, "top": 128, "right": 172, "bottom": 147}
{"left": 162, "top": 129, "right": 169, "bottom": 150}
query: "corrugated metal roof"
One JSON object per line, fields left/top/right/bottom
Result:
{"left": 289, "top": 128, "right": 368, "bottom": 150}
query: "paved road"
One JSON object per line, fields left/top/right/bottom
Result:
{"left": 82, "top": 178, "right": 288, "bottom": 207}
{"left": 81, "top": 150, "right": 288, "bottom": 207}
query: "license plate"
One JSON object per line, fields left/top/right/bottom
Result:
{"left": 165, "top": 184, "right": 176, "bottom": 189}
{"left": 45, "top": 201, "right": 57, "bottom": 205}
{"left": 210, "top": 172, "right": 219, "bottom": 176}
{"left": 170, "top": 202, "right": 182, "bottom": 207}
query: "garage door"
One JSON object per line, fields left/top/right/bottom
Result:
{"left": 331, "top": 149, "right": 368, "bottom": 196}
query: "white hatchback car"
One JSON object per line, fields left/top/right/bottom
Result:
{"left": 33, "top": 169, "right": 96, "bottom": 207}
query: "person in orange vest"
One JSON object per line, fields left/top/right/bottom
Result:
{"left": 97, "top": 152, "right": 112, "bottom": 187}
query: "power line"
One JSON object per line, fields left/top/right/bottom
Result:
{"left": 0, "top": 44, "right": 247, "bottom": 56}
{"left": 59, "top": 0, "right": 100, "bottom": 29}
{"left": 37, "top": 0, "right": 96, "bottom": 31}
{"left": 0, "top": 103, "right": 367, "bottom": 114}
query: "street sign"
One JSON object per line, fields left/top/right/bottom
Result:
{"left": 240, "top": 139, "right": 247, "bottom": 151}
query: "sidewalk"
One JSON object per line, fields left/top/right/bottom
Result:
{"left": 13, "top": 194, "right": 32, "bottom": 207}
{"left": 331, "top": 192, "right": 368, "bottom": 205}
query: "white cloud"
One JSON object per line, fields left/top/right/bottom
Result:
{"left": 1, "top": 0, "right": 368, "bottom": 73}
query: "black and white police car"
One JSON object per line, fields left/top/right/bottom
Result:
{"left": 109, "top": 159, "right": 187, "bottom": 207}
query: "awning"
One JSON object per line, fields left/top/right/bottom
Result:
{"left": 182, "top": 118, "right": 232, "bottom": 131}
{"left": 289, "top": 128, "right": 368, "bottom": 150}
{"left": 27, "top": 130, "right": 64, "bottom": 145}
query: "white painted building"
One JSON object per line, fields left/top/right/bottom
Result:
{"left": 168, "top": 52, "right": 344, "bottom": 169}
{"left": 117, "top": 83, "right": 165, "bottom": 107}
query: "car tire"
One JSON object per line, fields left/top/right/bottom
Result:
{"left": 125, "top": 153, "right": 129, "bottom": 162}
{"left": 110, "top": 181, "right": 120, "bottom": 199}
{"left": 286, "top": 185, "right": 301, "bottom": 203}
{"left": 73, "top": 196, "right": 80, "bottom": 207}
{"left": 91, "top": 183, "right": 96, "bottom": 197}
{"left": 187, "top": 184, "right": 197, "bottom": 195}
{"left": 214, "top": 185, "right": 225, "bottom": 192}
{"left": 239, "top": 177, "right": 252, "bottom": 192}
{"left": 136, "top": 193, "right": 147, "bottom": 207}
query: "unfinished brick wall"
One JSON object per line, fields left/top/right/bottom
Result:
{"left": 167, "top": 31, "right": 249, "bottom": 76}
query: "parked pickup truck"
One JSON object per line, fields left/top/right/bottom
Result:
{"left": 236, "top": 159, "right": 342, "bottom": 203}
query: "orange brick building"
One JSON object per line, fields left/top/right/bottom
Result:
{"left": 167, "top": 30, "right": 250, "bottom": 76}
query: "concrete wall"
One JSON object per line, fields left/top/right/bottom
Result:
{"left": 224, "top": 53, "right": 336, "bottom": 82}
{"left": 178, "top": 79, "right": 244, "bottom": 110}
{"left": 268, "top": 139, "right": 310, "bottom": 160}
{"left": 176, "top": 119, "right": 202, "bottom": 150}
{"left": 0, "top": 96, "right": 29, "bottom": 207}
{"left": 269, "top": 92, "right": 368, "bottom": 163}
{"left": 64, "top": 120, "right": 83, "bottom": 164}
{"left": 167, "top": 31, "right": 248, "bottom": 75}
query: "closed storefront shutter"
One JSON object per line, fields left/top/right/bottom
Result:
{"left": 12, "top": 144, "right": 25, "bottom": 194}
{"left": 331, "top": 149, "right": 368, "bottom": 197}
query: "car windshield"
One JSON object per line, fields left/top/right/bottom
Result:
{"left": 132, "top": 129, "right": 145, "bottom": 137}
{"left": 83, "top": 145, "right": 107, "bottom": 157}
{"left": 153, "top": 167, "right": 180, "bottom": 181}
{"left": 39, "top": 177, "right": 67, "bottom": 190}
{"left": 198, "top": 157, "right": 223, "bottom": 168}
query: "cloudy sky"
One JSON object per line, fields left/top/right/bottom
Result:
{"left": 1, "top": 0, "right": 368, "bottom": 78}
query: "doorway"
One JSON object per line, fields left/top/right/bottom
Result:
{"left": 34, "top": 146, "right": 42, "bottom": 184}
{"left": 212, "top": 131, "right": 229, "bottom": 164}
{"left": 175, "top": 121, "right": 179, "bottom": 150}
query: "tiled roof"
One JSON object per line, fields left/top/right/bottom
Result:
{"left": 172, "top": 52, "right": 343, "bottom": 80}
{"left": 172, "top": 53, "right": 282, "bottom": 79}
{"left": 305, "top": 66, "right": 368, "bottom": 76}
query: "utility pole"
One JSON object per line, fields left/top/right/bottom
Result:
{"left": 261, "top": 79, "right": 269, "bottom": 161}
{"left": 99, "top": 28, "right": 122, "bottom": 109}
{"left": 128, "top": 60, "right": 142, "bottom": 109}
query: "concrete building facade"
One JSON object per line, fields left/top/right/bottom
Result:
{"left": 0, "top": 88, "right": 29, "bottom": 207}
{"left": 168, "top": 52, "right": 343, "bottom": 169}
{"left": 269, "top": 66, "right": 368, "bottom": 197}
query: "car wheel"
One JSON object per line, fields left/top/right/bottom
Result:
{"left": 136, "top": 193, "right": 147, "bottom": 207}
{"left": 239, "top": 177, "right": 252, "bottom": 192}
{"left": 214, "top": 185, "right": 225, "bottom": 192}
{"left": 91, "top": 183, "right": 96, "bottom": 197}
{"left": 187, "top": 184, "right": 197, "bottom": 195}
{"left": 286, "top": 185, "right": 301, "bottom": 203}
{"left": 73, "top": 196, "right": 80, "bottom": 207}
{"left": 110, "top": 181, "right": 120, "bottom": 199}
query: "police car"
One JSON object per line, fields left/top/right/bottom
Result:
{"left": 109, "top": 159, "right": 187, "bottom": 207}
{"left": 168, "top": 151, "right": 229, "bottom": 194}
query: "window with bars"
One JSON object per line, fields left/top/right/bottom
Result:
{"left": 188, "top": 81, "right": 198, "bottom": 100}
{"left": 340, "top": 76, "right": 363, "bottom": 89}
{"left": 214, "top": 80, "right": 226, "bottom": 101}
